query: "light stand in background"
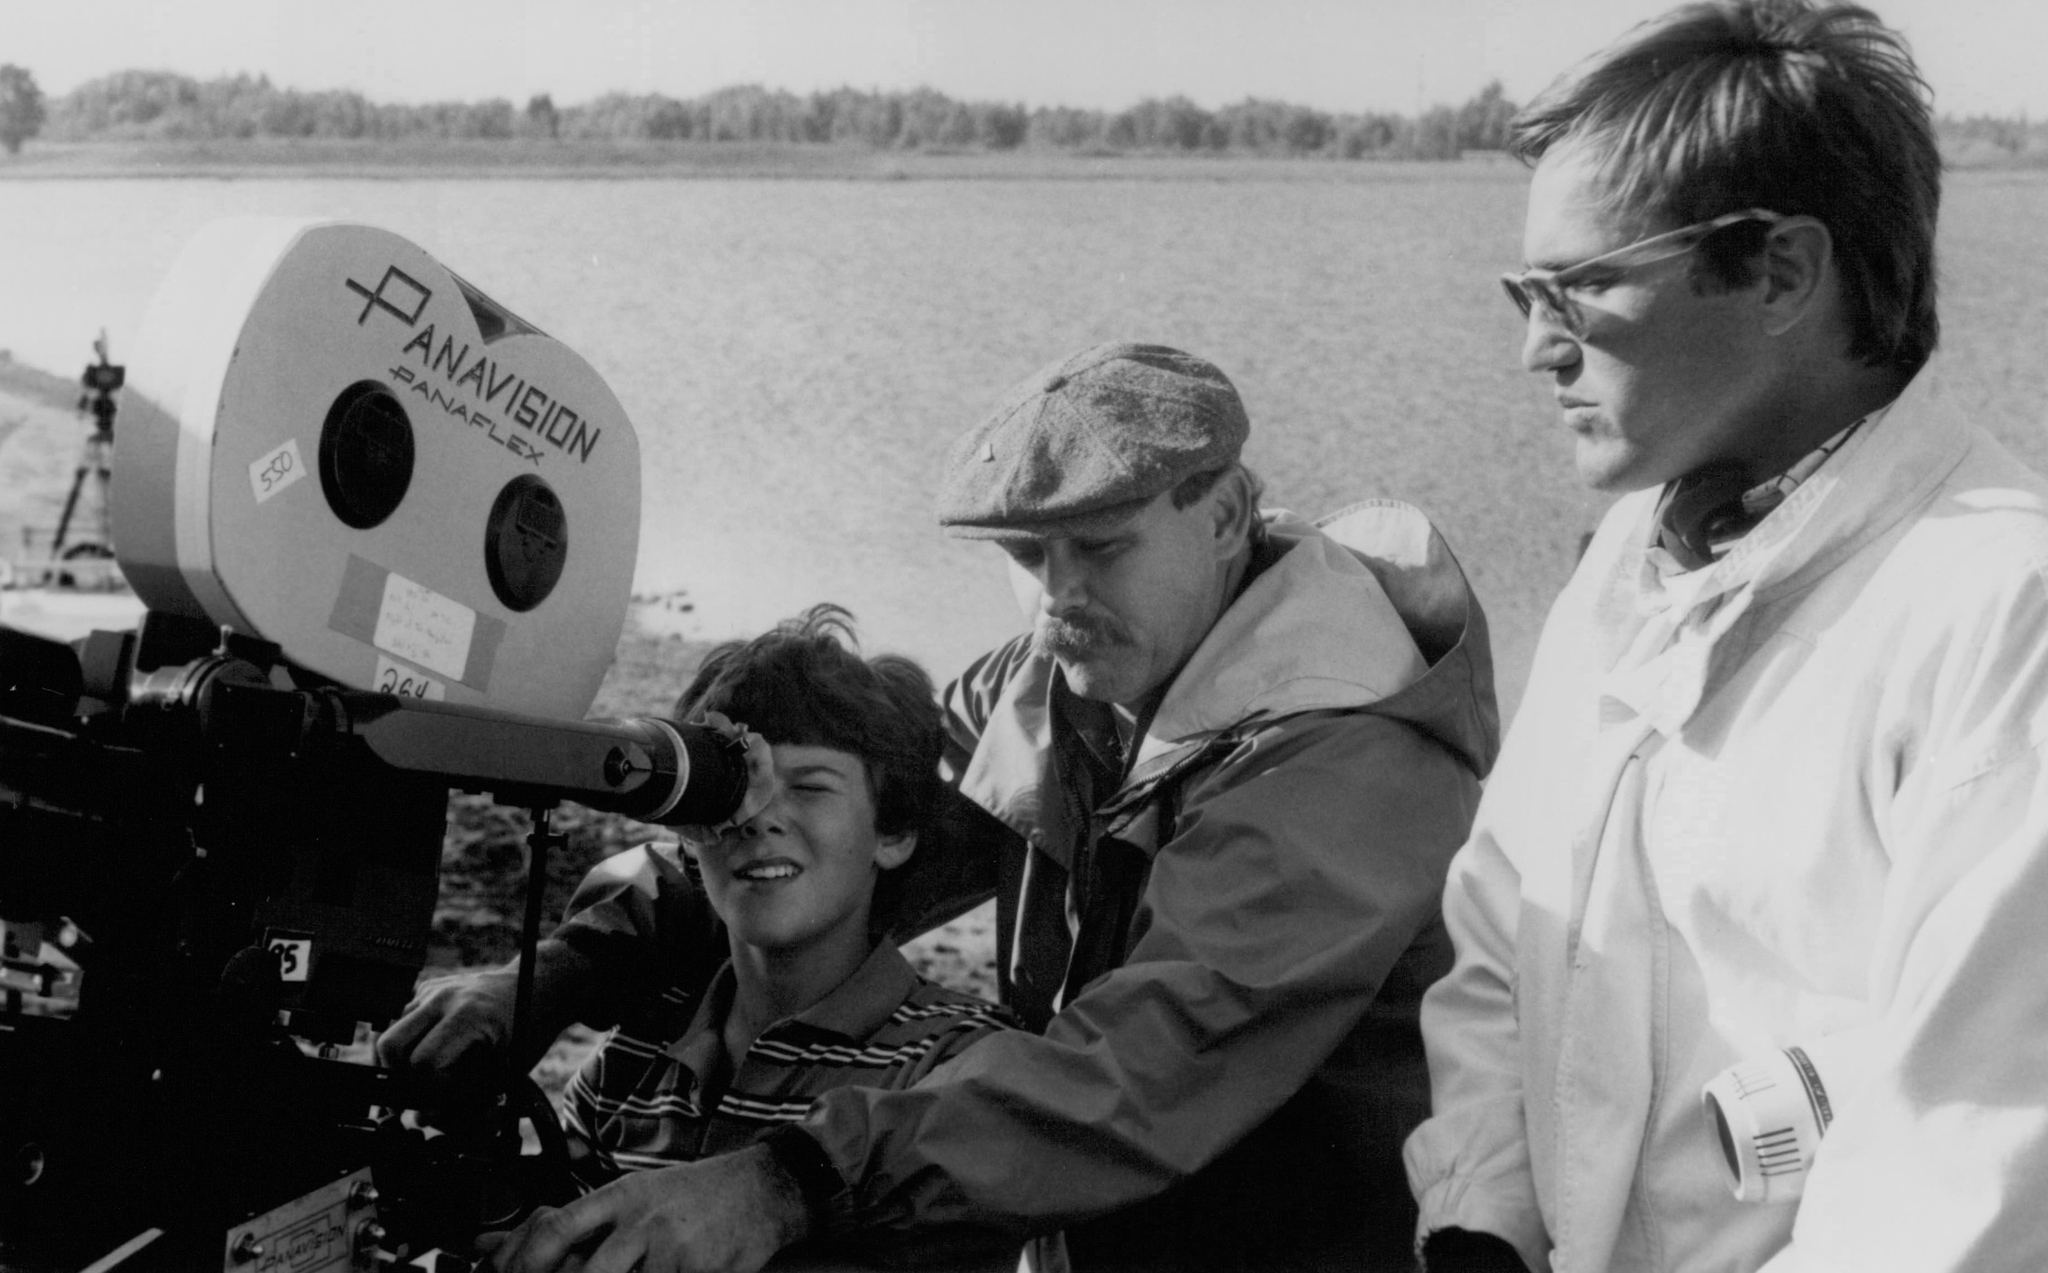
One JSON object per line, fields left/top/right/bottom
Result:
{"left": 50, "top": 331, "right": 122, "bottom": 573}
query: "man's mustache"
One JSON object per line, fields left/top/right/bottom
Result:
{"left": 1034, "top": 613, "right": 1134, "bottom": 659}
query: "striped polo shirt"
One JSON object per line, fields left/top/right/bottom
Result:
{"left": 563, "top": 936, "right": 1013, "bottom": 1181}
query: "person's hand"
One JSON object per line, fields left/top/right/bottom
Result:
{"left": 373, "top": 966, "right": 519, "bottom": 1077}
{"left": 676, "top": 711, "right": 781, "bottom": 847}
{"left": 726, "top": 724, "right": 779, "bottom": 829}
{"left": 479, "top": 1143, "right": 812, "bottom": 1273}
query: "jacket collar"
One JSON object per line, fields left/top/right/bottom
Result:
{"left": 1302, "top": 499, "right": 1500, "bottom": 779}
{"left": 1597, "top": 366, "right": 1970, "bottom": 734}
{"left": 1639, "top": 369, "right": 1963, "bottom": 607}
{"left": 1129, "top": 509, "right": 1429, "bottom": 771}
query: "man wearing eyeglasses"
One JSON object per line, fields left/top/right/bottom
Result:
{"left": 1407, "top": 2, "right": 2048, "bottom": 1272}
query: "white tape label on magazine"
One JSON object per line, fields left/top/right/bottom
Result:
{"left": 372, "top": 571, "right": 475, "bottom": 680}
{"left": 247, "top": 437, "right": 307, "bottom": 504}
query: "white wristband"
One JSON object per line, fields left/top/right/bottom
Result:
{"left": 1701, "top": 1045, "right": 1839, "bottom": 1203}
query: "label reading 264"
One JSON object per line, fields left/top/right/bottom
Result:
{"left": 374, "top": 655, "right": 446, "bottom": 701}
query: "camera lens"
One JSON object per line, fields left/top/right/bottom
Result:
{"left": 319, "top": 381, "right": 415, "bottom": 530}
{"left": 484, "top": 475, "right": 568, "bottom": 612}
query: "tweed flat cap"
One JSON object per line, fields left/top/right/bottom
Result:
{"left": 936, "top": 342, "right": 1250, "bottom": 540}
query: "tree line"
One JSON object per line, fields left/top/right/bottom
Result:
{"left": 6, "top": 66, "right": 1520, "bottom": 160}
{"left": 8, "top": 66, "right": 2038, "bottom": 164}
{"left": 1940, "top": 113, "right": 2048, "bottom": 163}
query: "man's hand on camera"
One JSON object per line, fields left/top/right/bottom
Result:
{"left": 374, "top": 966, "right": 519, "bottom": 1076}
{"left": 479, "top": 1143, "right": 812, "bottom": 1273}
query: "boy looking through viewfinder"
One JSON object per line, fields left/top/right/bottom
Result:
{"left": 553, "top": 606, "right": 1013, "bottom": 1216}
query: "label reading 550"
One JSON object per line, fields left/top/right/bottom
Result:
{"left": 249, "top": 438, "right": 307, "bottom": 504}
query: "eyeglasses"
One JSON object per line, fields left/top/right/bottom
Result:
{"left": 1501, "top": 208, "right": 1785, "bottom": 337}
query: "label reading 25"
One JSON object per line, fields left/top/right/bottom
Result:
{"left": 263, "top": 929, "right": 314, "bottom": 983}
{"left": 374, "top": 655, "right": 446, "bottom": 701}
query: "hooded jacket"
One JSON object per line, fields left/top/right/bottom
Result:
{"left": 1406, "top": 371, "right": 2048, "bottom": 1272}
{"left": 553, "top": 501, "right": 1498, "bottom": 1270}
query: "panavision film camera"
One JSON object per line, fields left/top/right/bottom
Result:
{"left": 0, "top": 221, "right": 752, "bottom": 1271}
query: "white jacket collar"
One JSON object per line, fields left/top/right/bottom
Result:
{"left": 1599, "top": 366, "right": 1970, "bottom": 735}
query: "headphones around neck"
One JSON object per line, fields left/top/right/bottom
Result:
{"left": 1655, "top": 462, "right": 1756, "bottom": 570}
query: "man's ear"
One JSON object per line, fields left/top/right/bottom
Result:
{"left": 873, "top": 829, "right": 917, "bottom": 872}
{"left": 1759, "top": 217, "right": 1832, "bottom": 337}
{"left": 1207, "top": 467, "right": 1256, "bottom": 557}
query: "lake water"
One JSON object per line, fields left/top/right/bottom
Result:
{"left": 5, "top": 167, "right": 2046, "bottom": 715}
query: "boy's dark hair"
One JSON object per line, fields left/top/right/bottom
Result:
{"left": 675, "top": 604, "right": 940, "bottom": 838}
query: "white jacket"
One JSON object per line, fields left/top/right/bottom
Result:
{"left": 1406, "top": 369, "right": 2048, "bottom": 1273}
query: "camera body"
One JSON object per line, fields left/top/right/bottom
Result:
{"left": 80, "top": 360, "right": 124, "bottom": 397}
{"left": 0, "top": 222, "right": 741, "bottom": 1270}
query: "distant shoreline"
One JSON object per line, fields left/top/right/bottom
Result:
{"left": 5, "top": 137, "right": 2039, "bottom": 181}
{"left": 0, "top": 139, "right": 1528, "bottom": 182}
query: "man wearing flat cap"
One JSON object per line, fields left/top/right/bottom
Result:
{"left": 399, "top": 343, "right": 1498, "bottom": 1273}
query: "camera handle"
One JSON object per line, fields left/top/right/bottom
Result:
{"left": 505, "top": 806, "right": 581, "bottom": 1219}
{"left": 510, "top": 804, "right": 561, "bottom": 1074}
{"left": 506, "top": 805, "right": 576, "bottom": 1209}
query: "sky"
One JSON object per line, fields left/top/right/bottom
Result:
{"left": 4, "top": 0, "right": 2045, "bottom": 120}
